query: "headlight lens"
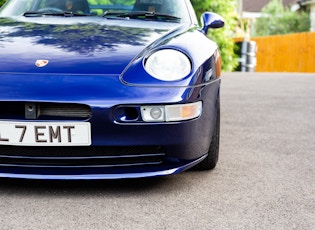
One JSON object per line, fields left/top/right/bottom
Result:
{"left": 144, "top": 49, "right": 191, "bottom": 81}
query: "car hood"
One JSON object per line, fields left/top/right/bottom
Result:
{"left": 0, "top": 17, "right": 182, "bottom": 75}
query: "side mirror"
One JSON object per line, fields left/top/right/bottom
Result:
{"left": 201, "top": 12, "right": 225, "bottom": 34}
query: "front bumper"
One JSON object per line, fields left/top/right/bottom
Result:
{"left": 0, "top": 74, "right": 220, "bottom": 179}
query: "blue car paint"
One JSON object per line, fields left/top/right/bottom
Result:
{"left": 0, "top": 17, "right": 179, "bottom": 75}
{"left": 0, "top": 12, "right": 221, "bottom": 179}
{"left": 0, "top": 154, "right": 207, "bottom": 179}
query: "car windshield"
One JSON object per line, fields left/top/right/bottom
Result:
{"left": 0, "top": 0, "right": 191, "bottom": 22}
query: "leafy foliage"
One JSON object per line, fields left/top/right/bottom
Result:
{"left": 191, "top": 0, "right": 238, "bottom": 71}
{"left": 0, "top": 0, "right": 6, "bottom": 7}
{"left": 255, "top": 0, "right": 310, "bottom": 36}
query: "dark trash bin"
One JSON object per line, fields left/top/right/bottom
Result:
{"left": 235, "top": 41, "right": 257, "bottom": 72}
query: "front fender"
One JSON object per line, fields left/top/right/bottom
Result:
{"left": 120, "top": 26, "right": 219, "bottom": 87}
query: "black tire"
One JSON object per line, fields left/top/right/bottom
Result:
{"left": 194, "top": 98, "right": 220, "bottom": 170}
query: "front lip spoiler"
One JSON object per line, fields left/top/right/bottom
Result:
{"left": 0, "top": 154, "right": 207, "bottom": 180}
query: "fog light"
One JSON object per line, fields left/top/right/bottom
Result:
{"left": 150, "top": 107, "right": 163, "bottom": 120}
{"left": 141, "top": 106, "right": 165, "bottom": 122}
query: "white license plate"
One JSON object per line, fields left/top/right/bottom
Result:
{"left": 0, "top": 121, "right": 91, "bottom": 146}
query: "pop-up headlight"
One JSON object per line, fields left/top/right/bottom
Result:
{"left": 144, "top": 49, "right": 192, "bottom": 81}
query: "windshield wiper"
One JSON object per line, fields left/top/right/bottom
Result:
{"left": 102, "top": 11, "right": 181, "bottom": 22}
{"left": 23, "top": 11, "right": 91, "bottom": 17}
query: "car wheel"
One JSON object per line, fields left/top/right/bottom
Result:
{"left": 194, "top": 98, "right": 220, "bottom": 170}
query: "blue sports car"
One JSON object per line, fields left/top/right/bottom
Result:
{"left": 0, "top": 0, "right": 224, "bottom": 179}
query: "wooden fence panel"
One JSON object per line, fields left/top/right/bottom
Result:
{"left": 248, "top": 32, "right": 315, "bottom": 72}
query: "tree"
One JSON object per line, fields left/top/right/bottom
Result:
{"left": 0, "top": 0, "right": 6, "bottom": 7}
{"left": 191, "top": 0, "right": 238, "bottom": 71}
{"left": 255, "top": 0, "right": 310, "bottom": 36}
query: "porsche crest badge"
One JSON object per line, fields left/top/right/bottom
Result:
{"left": 35, "top": 60, "right": 49, "bottom": 67}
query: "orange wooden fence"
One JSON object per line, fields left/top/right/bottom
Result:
{"left": 237, "top": 32, "right": 315, "bottom": 72}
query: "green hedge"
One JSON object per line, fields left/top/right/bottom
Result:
{"left": 254, "top": 0, "right": 310, "bottom": 36}
{"left": 0, "top": 0, "right": 6, "bottom": 7}
{"left": 191, "top": 0, "right": 238, "bottom": 71}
